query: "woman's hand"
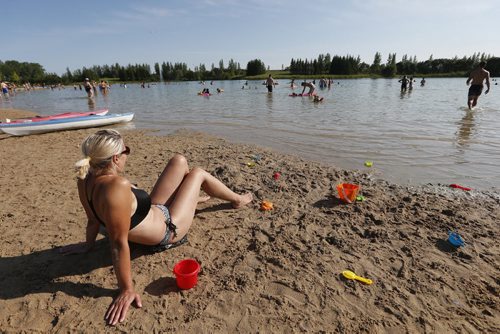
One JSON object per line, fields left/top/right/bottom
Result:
{"left": 105, "top": 289, "right": 142, "bottom": 326}
{"left": 58, "top": 242, "right": 92, "bottom": 255}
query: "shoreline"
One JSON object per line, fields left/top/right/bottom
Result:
{"left": 2, "top": 106, "right": 498, "bottom": 193}
{"left": 0, "top": 127, "right": 498, "bottom": 332}
{"left": 3, "top": 85, "right": 499, "bottom": 192}
{"left": 0, "top": 108, "right": 39, "bottom": 121}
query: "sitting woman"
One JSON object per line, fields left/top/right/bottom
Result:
{"left": 59, "top": 129, "right": 253, "bottom": 326}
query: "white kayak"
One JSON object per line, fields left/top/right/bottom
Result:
{"left": 0, "top": 113, "right": 135, "bottom": 136}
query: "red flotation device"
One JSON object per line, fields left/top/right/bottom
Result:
{"left": 449, "top": 184, "right": 472, "bottom": 191}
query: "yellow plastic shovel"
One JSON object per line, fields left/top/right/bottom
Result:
{"left": 342, "top": 270, "right": 373, "bottom": 285}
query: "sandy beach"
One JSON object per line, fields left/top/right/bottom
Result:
{"left": 0, "top": 110, "right": 499, "bottom": 332}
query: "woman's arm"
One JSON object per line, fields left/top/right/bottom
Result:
{"left": 59, "top": 178, "right": 100, "bottom": 254}
{"left": 101, "top": 177, "right": 142, "bottom": 326}
{"left": 59, "top": 219, "right": 99, "bottom": 255}
{"left": 85, "top": 218, "right": 100, "bottom": 246}
{"left": 79, "top": 177, "right": 100, "bottom": 249}
{"left": 106, "top": 229, "right": 141, "bottom": 326}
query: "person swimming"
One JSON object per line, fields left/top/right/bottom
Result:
{"left": 313, "top": 96, "right": 324, "bottom": 102}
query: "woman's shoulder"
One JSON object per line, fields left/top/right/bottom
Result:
{"left": 90, "top": 175, "right": 131, "bottom": 196}
{"left": 102, "top": 175, "right": 131, "bottom": 190}
{"left": 97, "top": 176, "right": 133, "bottom": 206}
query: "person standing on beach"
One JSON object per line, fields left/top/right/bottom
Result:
{"left": 466, "top": 61, "right": 490, "bottom": 110}
{"left": 83, "top": 78, "right": 93, "bottom": 98}
{"left": 266, "top": 74, "right": 275, "bottom": 93}
{"left": 59, "top": 129, "right": 253, "bottom": 326}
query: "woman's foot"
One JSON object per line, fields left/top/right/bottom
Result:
{"left": 232, "top": 192, "right": 253, "bottom": 209}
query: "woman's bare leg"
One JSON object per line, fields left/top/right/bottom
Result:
{"left": 168, "top": 167, "right": 253, "bottom": 242}
{"left": 150, "top": 154, "right": 210, "bottom": 206}
{"left": 150, "top": 154, "right": 189, "bottom": 206}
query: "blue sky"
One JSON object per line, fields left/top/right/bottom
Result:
{"left": 3, "top": 0, "right": 499, "bottom": 75}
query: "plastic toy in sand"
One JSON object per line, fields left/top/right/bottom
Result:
{"left": 273, "top": 172, "right": 281, "bottom": 180}
{"left": 173, "top": 259, "right": 201, "bottom": 290}
{"left": 449, "top": 184, "right": 471, "bottom": 191}
{"left": 447, "top": 231, "right": 465, "bottom": 247}
{"left": 260, "top": 200, "right": 273, "bottom": 211}
{"left": 364, "top": 161, "right": 373, "bottom": 167}
{"left": 336, "top": 183, "right": 360, "bottom": 204}
{"left": 356, "top": 195, "right": 365, "bottom": 202}
{"left": 342, "top": 270, "right": 373, "bottom": 285}
{"left": 246, "top": 161, "right": 256, "bottom": 167}
{"left": 252, "top": 154, "right": 262, "bottom": 162}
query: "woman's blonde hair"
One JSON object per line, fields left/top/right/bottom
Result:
{"left": 75, "top": 129, "right": 124, "bottom": 179}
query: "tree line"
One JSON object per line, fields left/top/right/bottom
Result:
{"left": 1, "top": 53, "right": 499, "bottom": 85}
{"left": 0, "top": 59, "right": 251, "bottom": 85}
{"left": 289, "top": 52, "right": 500, "bottom": 77}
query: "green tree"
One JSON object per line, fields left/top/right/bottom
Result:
{"left": 65, "top": 67, "right": 73, "bottom": 81}
{"left": 486, "top": 57, "right": 500, "bottom": 76}
{"left": 381, "top": 53, "right": 397, "bottom": 77}
{"left": 329, "top": 55, "right": 361, "bottom": 75}
{"left": 324, "top": 53, "right": 331, "bottom": 73}
{"left": 370, "top": 52, "right": 382, "bottom": 74}
{"left": 154, "top": 62, "right": 160, "bottom": 80}
{"left": 43, "top": 73, "right": 61, "bottom": 84}
{"left": 10, "top": 71, "right": 20, "bottom": 83}
{"left": 246, "top": 59, "right": 266, "bottom": 76}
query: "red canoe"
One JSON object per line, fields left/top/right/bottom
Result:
{"left": 1, "top": 109, "right": 109, "bottom": 124}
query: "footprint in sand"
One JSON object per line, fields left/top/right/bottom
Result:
{"left": 264, "top": 281, "right": 308, "bottom": 307}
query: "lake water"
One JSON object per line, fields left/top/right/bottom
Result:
{"left": 2, "top": 78, "right": 499, "bottom": 190}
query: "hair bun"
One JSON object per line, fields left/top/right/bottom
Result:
{"left": 75, "top": 157, "right": 91, "bottom": 179}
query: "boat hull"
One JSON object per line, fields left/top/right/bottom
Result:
{"left": 1, "top": 109, "right": 108, "bottom": 124}
{"left": 0, "top": 113, "right": 134, "bottom": 136}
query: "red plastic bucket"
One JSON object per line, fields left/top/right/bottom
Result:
{"left": 336, "top": 183, "right": 360, "bottom": 203}
{"left": 173, "top": 259, "right": 201, "bottom": 290}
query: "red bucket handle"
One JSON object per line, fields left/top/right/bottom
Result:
{"left": 341, "top": 186, "right": 352, "bottom": 203}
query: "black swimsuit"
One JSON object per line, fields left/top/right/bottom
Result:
{"left": 468, "top": 84, "right": 483, "bottom": 97}
{"left": 87, "top": 181, "right": 151, "bottom": 230}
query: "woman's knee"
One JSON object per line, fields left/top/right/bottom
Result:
{"left": 170, "top": 153, "right": 188, "bottom": 169}
{"left": 188, "top": 166, "right": 207, "bottom": 178}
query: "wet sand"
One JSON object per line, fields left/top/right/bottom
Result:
{"left": 0, "top": 108, "right": 39, "bottom": 121}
